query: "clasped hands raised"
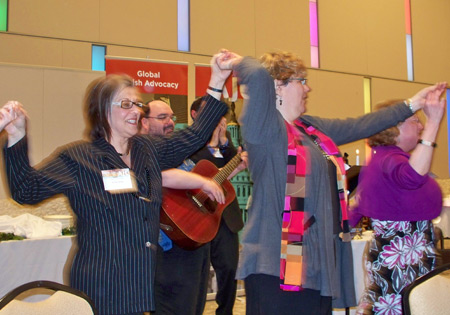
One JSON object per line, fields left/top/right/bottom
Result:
{"left": 211, "top": 49, "right": 242, "bottom": 72}
{"left": 0, "top": 101, "right": 27, "bottom": 147}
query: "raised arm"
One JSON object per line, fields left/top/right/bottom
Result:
{"left": 207, "top": 51, "right": 233, "bottom": 100}
{"left": 217, "top": 50, "right": 282, "bottom": 145}
{"left": 302, "top": 82, "right": 448, "bottom": 145}
{"left": 409, "top": 83, "right": 447, "bottom": 175}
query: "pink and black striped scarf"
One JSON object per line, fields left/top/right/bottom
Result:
{"left": 280, "top": 120, "right": 350, "bottom": 291}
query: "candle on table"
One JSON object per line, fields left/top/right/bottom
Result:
{"left": 356, "top": 149, "right": 360, "bottom": 166}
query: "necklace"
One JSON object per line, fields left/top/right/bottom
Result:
{"left": 116, "top": 144, "right": 130, "bottom": 157}
{"left": 296, "top": 125, "right": 330, "bottom": 160}
{"left": 117, "top": 149, "right": 130, "bottom": 157}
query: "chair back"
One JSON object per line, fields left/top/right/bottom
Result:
{"left": 0, "top": 280, "right": 97, "bottom": 315}
{"left": 402, "top": 263, "right": 450, "bottom": 315}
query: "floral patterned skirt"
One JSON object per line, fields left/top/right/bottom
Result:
{"left": 356, "top": 219, "right": 437, "bottom": 315}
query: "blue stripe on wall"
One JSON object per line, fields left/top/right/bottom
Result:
{"left": 92, "top": 45, "right": 106, "bottom": 71}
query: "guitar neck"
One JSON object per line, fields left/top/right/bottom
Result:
{"left": 213, "top": 153, "right": 242, "bottom": 184}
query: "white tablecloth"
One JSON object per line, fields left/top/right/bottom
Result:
{"left": 0, "top": 233, "right": 372, "bottom": 309}
{"left": 0, "top": 235, "right": 77, "bottom": 301}
{"left": 434, "top": 197, "right": 450, "bottom": 237}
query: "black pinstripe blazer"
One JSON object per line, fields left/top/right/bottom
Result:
{"left": 3, "top": 95, "right": 228, "bottom": 315}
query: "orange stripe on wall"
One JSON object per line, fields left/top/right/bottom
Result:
{"left": 404, "top": 0, "right": 411, "bottom": 35}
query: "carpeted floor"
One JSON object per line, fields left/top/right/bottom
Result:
{"left": 203, "top": 296, "right": 246, "bottom": 315}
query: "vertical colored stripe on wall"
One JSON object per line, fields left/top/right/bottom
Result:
{"left": 0, "top": 0, "right": 7, "bottom": 32}
{"left": 404, "top": 0, "right": 414, "bottom": 81}
{"left": 309, "top": 0, "right": 319, "bottom": 68}
{"left": 404, "top": 0, "right": 411, "bottom": 35}
{"left": 177, "top": 0, "right": 190, "bottom": 52}
{"left": 363, "top": 78, "right": 371, "bottom": 115}
{"left": 92, "top": 45, "right": 106, "bottom": 71}
{"left": 406, "top": 35, "right": 413, "bottom": 81}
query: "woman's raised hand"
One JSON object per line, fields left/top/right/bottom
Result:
{"left": 423, "top": 83, "right": 446, "bottom": 124}
{"left": 0, "top": 101, "right": 27, "bottom": 147}
{"left": 409, "top": 82, "right": 447, "bottom": 112}
{"left": 216, "top": 49, "right": 242, "bottom": 70}
{"left": 207, "top": 52, "right": 233, "bottom": 100}
{"left": 210, "top": 52, "right": 232, "bottom": 84}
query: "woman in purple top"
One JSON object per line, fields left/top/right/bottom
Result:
{"left": 351, "top": 84, "right": 447, "bottom": 315}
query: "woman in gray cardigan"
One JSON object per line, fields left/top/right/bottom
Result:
{"left": 218, "top": 49, "right": 442, "bottom": 315}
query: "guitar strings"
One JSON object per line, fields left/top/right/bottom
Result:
{"left": 193, "top": 154, "right": 242, "bottom": 203}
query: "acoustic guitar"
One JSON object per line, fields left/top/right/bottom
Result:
{"left": 160, "top": 153, "right": 242, "bottom": 250}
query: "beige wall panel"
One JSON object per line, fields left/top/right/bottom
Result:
{"left": 306, "top": 69, "right": 366, "bottom": 166}
{"left": 365, "top": 1, "right": 406, "bottom": 80}
{"left": 411, "top": 0, "right": 450, "bottom": 83}
{"left": 371, "top": 78, "right": 428, "bottom": 106}
{"left": 107, "top": 46, "right": 194, "bottom": 64}
{"left": 108, "top": 46, "right": 211, "bottom": 64}
{"left": 320, "top": 0, "right": 406, "bottom": 79}
{"left": 9, "top": 0, "right": 100, "bottom": 42}
{"left": 107, "top": 46, "right": 155, "bottom": 61}
{"left": 319, "top": 1, "right": 368, "bottom": 75}
{"left": 99, "top": 0, "right": 177, "bottom": 50}
{"left": 0, "top": 64, "right": 45, "bottom": 163}
{"left": 371, "top": 78, "right": 448, "bottom": 178}
{"left": 306, "top": 70, "right": 365, "bottom": 119}
{"left": 254, "top": 0, "right": 310, "bottom": 62}
{"left": 190, "top": 0, "right": 255, "bottom": 56}
{"left": 0, "top": 64, "right": 103, "bottom": 198}
{"left": 0, "top": 34, "right": 63, "bottom": 67}
{"left": 42, "top": 69, "right": 104, "bottom": 158}
{"left": 0, "top": 64, "right": 45, "bottom": 198}
{"left": 62, "top": 41, "right": 92, "bottom": 70}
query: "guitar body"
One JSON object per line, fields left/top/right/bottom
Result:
{"left": 160, "top": 159, "right": 236, "bottom": 250}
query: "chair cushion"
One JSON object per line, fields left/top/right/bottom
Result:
{"left": 0, "top": 291, "right": 94, "bottom": 315}
{"left": 408, "top": 270, "right": 450, "bottom": 315}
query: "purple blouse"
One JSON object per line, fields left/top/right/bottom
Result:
{"left": 350, "top": 145, "right": 442, "bottom": 226}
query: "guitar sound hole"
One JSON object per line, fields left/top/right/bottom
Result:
{"left": 186, "top": 191, "right": 217, "bottom": 214}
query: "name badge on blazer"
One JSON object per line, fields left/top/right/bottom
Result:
{"left": 101, "top": 168, "right": 138, "bottom": 193}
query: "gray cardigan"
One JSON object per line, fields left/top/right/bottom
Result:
{"left": 235, "top": 57, "right": 413, "bottom": 306}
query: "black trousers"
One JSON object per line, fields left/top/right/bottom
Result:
{"left": 245, "top": 274, "right": 332, "bottom": 315}
{"left": 210, "top": 220, "right": 240, "bottom": 315}
{"left": 154, "top": 243, "right": 210, "bottom": 315}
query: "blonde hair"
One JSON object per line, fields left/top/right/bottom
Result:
{"left": 259, "top": 51, "right": 307, "bottom": 82}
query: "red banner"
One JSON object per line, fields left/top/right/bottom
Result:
{"left": 195, "top": 65, "right": 242, "bottom": 99}
{"left": 106, "top": 58, "right": 188, "bottom": 96}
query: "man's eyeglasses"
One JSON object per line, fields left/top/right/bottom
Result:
{"left": 145, "top": 114, "right": 177, "bottom": 123}
{"left": 111, "top": 99, "right": 148, "bottom": 110}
